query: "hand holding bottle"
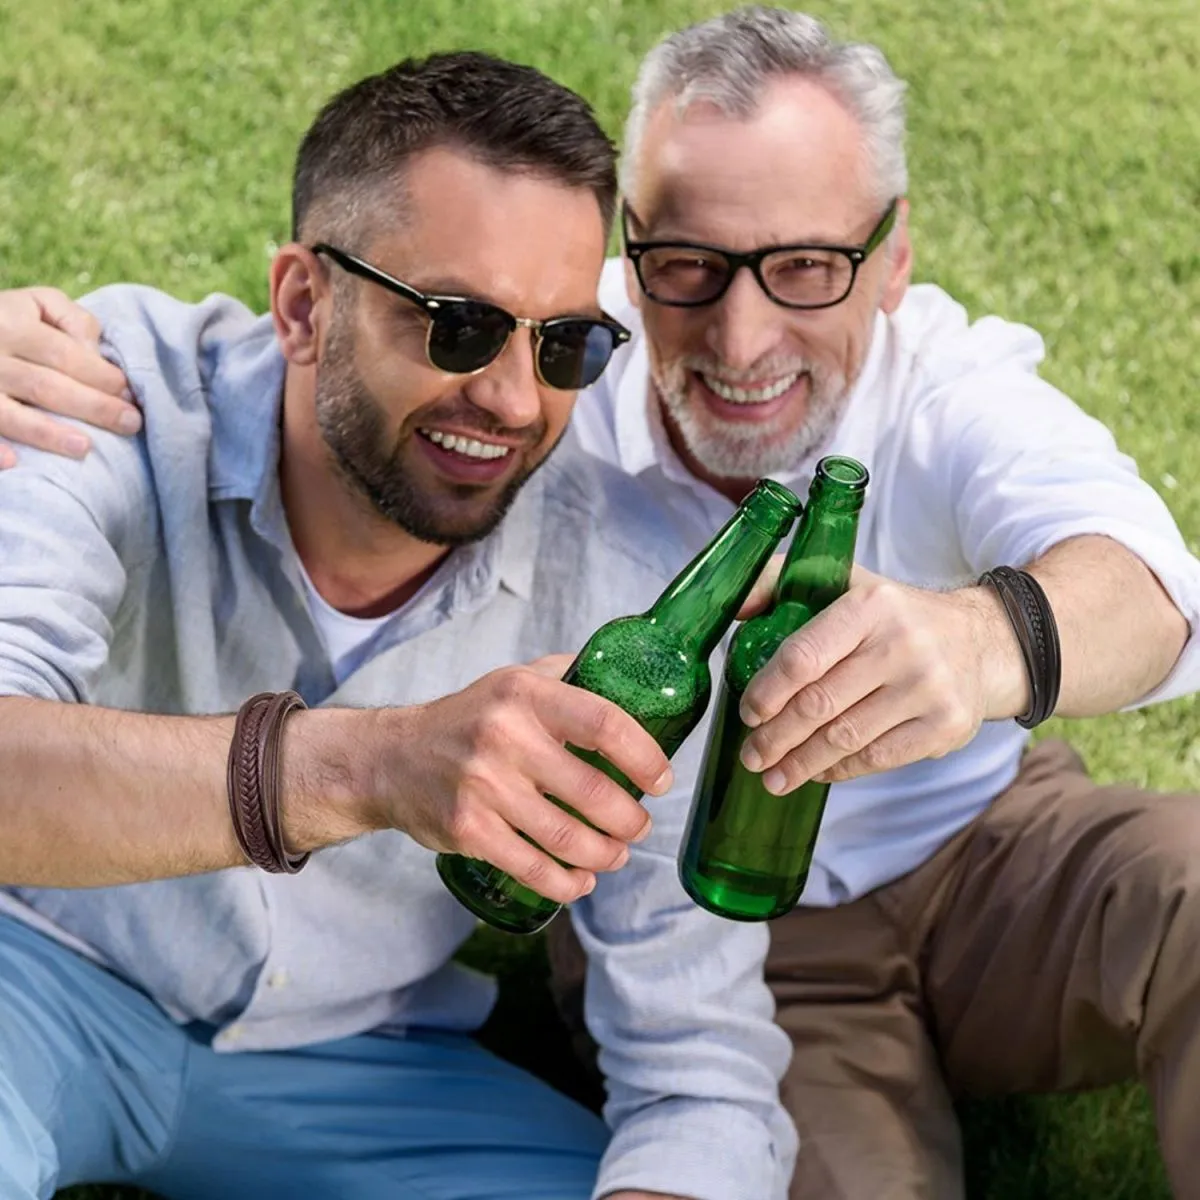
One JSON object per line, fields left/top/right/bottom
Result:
{"left": 738, "top": 565, "right": 1025, "bottom": 791}
{"left": 372, "top": 661, "right": 671, "bottom": 904}
{"left": 437, "top": 478, "right": 799, "bottom": 934}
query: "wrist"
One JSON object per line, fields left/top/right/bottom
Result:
{"left": 952, "top": 583, "right": 1031, "bottom": 722}
{"left": 278, "top": 707, "right": 379, "bottom": 851}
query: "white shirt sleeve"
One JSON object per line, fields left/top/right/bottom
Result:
{"left": 900, "top": 309, "right": 1200, "bottom": 706}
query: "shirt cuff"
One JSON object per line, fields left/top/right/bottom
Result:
{"left": 593, "top": 1097, "right": 787, "bottom": 1200}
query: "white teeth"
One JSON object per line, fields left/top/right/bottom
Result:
{"left": 421, "top": 429, "right": 512, "bottom": 460}
{"left": 702, "top": 372, "right": 800, "bottom": 404}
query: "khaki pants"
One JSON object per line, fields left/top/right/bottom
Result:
{"left": 547, "top": 740, "right": 1200, "bottom": 1199}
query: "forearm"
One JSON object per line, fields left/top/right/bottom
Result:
{"left": 975, "top": 534, "right": 1190, "bottom": 720}
{"left": 0, "top": 697, "right": 367, "bottom": 886}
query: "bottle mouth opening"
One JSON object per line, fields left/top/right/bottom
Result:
{"left": 816, "top": 455, "right": 869, "bottom": 490}
{"left": 755, "top": 477, "right": 803, "bottom": 513}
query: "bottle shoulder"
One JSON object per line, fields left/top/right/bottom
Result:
{"left": 568, "top": 614, "right": 710, "bottom": 717}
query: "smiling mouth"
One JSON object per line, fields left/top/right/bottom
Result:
{"left": 699, "top": 372, "right": 801, "bottom": 405}
{"left": 418, "top": 428, "right": 513, "bottom": 461}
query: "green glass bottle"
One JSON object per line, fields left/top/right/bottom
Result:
{"left": 679, "top": 456, "right": 869, "bottom": 922}
{"left": 436, "top": 478, "right": 799, "bottom": 935}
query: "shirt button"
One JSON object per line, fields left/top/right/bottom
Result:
{"left": 267, "top": 970, "right": 290, "bottom": 990}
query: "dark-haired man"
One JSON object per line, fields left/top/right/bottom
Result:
{"left": 0, "top": 52, "right": 793, "bottom": 1200}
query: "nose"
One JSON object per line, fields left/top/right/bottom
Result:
{"left": 463, "top": 325, "right": 544, "bottom": 431}
{"left": 704, "top": 267, "right": 789, "bottom": 372}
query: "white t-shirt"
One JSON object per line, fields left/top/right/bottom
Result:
{"left": 297, "top": 560, "right": 399, "bottom": 686}
{"left": 573, "top": 259, "right": 1200, "bottom": 905}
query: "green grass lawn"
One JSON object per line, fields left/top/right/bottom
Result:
{"left": 2, "top": 0, "right": 1197, "bottom": 1195}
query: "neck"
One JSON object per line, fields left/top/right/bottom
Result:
{"left": 279, "top": 369, "right": 450, "bottom": 619}
{"left": 657, "top": 395, "right": 758, "bottom": 505}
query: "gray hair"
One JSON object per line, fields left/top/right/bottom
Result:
{"left": 621, "top": 6, "right": 908, "bottom": 205}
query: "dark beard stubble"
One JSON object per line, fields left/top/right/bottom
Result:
{"left": 313, "top": 320, "right": 556, "bottom": 547}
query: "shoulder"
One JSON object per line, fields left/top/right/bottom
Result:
{"left": 881, "top": 283, "right": 1110, "bottom": 446}
{"left": 889, "top": 283, "right": 1048, "bottom": 396}
{"left": 81, "top": 285, "right": 265, "bottom": 414}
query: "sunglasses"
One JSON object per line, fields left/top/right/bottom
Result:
{"left": 311, "top": 244, "right": 630, "bottom": 391}
{"left": 622, "top": 198, "right": 899, "bottom": 310}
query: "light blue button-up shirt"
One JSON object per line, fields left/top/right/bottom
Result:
{"left": 0, "top": 286, "right": 796, "bottom": 1200}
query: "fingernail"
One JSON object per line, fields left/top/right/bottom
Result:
{"left": 763, "top": 768, "right": 788, "bottom": 795}
{"left": 650, "top": 768, "right": 672, "bottom": 795}
{"left": 0, "top": 446, "right": 15, "bottom": 469}
{"left": 632, "top": 818, "right": 652, "bottom": 844}
{"left": 741, "top": 744, "right": 764, "bottom": 772}
{"left": 64, "top": 433, "right": 90, "bottom": 458}
{"left": 581, "top": 875, "right": 597, "bottom": 896}
{"left": 117, "top": 409, "right": 142, "bottom": 434}
{"left": 739, "top": 704, "right": 762, "bottom": 729}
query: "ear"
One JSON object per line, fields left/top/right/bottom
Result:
{"left": 270, "top": 244, "right": 329, "bottom": 367}
{"left": 879, "top": 198, "right": 913, "bottom": 315}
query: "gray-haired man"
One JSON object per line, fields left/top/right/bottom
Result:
{"left": 6, "top": 8, "right": 1200, "bottom": 1198}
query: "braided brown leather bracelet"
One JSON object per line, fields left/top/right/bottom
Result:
{"left": 226, "top": 691, "right": 311, "bottom": 874}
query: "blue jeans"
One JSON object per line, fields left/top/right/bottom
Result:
{"left": 0, "top": 916, "right": 607, "bottom": 1199}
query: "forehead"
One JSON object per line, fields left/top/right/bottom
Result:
{"left": 632, "top": 76, "right": 874, "bottom": 246}
{"left": 363, "top": 146, "right": 608, "bottom": 316}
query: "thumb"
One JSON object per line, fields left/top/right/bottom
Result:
{"left": 526, "top": 652, "right": 576, "bottom": 680}
{"left": 736, "top": 553, "right": 784, "bottom": 620}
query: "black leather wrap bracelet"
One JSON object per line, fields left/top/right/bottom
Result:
{"left": 977, "top": 566, "right": 1062, "bottom": 730}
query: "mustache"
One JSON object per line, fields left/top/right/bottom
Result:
{"left": 675, "top": 355, "right": 819, "bottom": 383}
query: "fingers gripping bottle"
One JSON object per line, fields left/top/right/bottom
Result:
{"left": 437, "top": 479, "right": 799, "bottom": 935}
{"left": 679, "top": 456, "right": 869, "bottom": 922}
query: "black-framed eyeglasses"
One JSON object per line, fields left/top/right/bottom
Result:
{"left": 622, "top": 198, "right": 899, "bottom": 310}
{"left": 311, "top": 243, "right": 631, "bottom": 391}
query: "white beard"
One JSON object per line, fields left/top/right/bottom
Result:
{"left": 653, "top": 355, "right": 850, "bottom": 480}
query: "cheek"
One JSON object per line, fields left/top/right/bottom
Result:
{"left": 352, "top": 354, "right": 451, "bottom": 439}
{"left": 789, "top": 307, "right": 873, "bottom": 376}
{"left": 642, "top": 307, "right": 708, "bottom": 367}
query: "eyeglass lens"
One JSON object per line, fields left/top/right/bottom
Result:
{"left": 427, "top": 303, "right": 618, "bottom": 390}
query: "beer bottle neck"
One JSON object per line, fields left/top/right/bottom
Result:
{"left": 649, "top": 481, "right": 796, "bottom": 659}
{"left": 775, "top": 481, "right": 865, "bottom": 616}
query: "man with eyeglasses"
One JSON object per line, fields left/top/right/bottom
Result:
{"left": 559, "top": 10, "right": 1200, "bottom": 1198}
{"left": 0, "top": 48, "right": 795, "bottom": 1200}
{"left": 6, "top": 7, "right": 1200, "bottom": 1199}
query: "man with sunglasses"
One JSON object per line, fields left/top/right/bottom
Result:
{"left": 7, "top": 6, "right": 1200, "bottom": 1199}
{"left": 0, "top": 49, "right": 795, "bottom": 1200}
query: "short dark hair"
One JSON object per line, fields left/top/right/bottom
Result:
{"left": 291, "top": 51, "right": 617, "bottom": 245}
